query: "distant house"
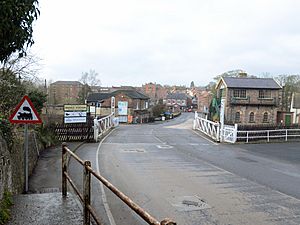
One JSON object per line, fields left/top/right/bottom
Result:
{"left": 196, "top": 90, "right": 213, "bottom": 116}
{"left": 141, "top": 83, "right": 168, "bottom": 105}
{"left": 49, "top": 81, "right": 83, "bottom": 104}
{"left": 215, "top": 77, "right": 282, "bottom": 125}
{"left": 87, "top": 89, "right": 150, "bottom": 123}
{"left": 164, "top": 92, "right": 188, "bottom": 112}
{"left": 291, "top": 93, "right": 300, "bottom": 124}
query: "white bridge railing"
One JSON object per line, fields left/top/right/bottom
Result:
{"left": 93, "top": 113, "right": 115, "bottom": 142}
{"left": 193, "top": 112, "right": 220, "bottom": 142}
{"left": 238, "top": 128, "right": 300, "bottom": 143}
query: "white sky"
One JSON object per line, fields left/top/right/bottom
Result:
{"left": 32, "top": 0, "right": 300, "bottom": 87}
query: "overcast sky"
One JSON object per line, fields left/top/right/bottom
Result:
{"left": 32, "top": 0, "right": 300, "bottom": 87}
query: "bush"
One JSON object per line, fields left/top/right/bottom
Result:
{"left": 0, "top": 118, "right": 13, "bottom": 148}
{"left": 0, "top": 190, "right": 13, "bottom": 225}
{"left": 35, "top": 123, "right": 59, "bottom": 149}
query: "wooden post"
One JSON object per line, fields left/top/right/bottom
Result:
{"left": 62, "top": 142, "right": 68, "bottom": 197}
{"left": 83, "top": 160, "right": 91, "bottom": 225}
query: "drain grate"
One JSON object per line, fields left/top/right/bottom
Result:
{"left": 39, "top": 187, "right": 60, "bottom": 193}
{"left": 171, "top": 195, "right": 211, "bottom": 211}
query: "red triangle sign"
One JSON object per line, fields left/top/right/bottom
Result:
{"left": 9, "top": 95, "right": 42, "bottom": 124}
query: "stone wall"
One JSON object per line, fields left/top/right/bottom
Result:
{"left": 0, "top": 131, "right": 42, "bottom": 198}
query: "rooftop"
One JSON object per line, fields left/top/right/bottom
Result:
{"left": 220, "top": 77, "right": 282, "bottom": 89}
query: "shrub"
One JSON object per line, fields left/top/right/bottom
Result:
{"left": 0, "top": 190, "right": 13, "bottom": 225}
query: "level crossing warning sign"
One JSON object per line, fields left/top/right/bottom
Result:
{"left": 9, "top": 95, "right": 42, "bottom": 124}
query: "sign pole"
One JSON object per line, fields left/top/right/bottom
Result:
{"left": 24, "top": 124, "right": 29, "bottom": 193}
{"left": 9, "top": 95, "right": 43, "bottom": 194}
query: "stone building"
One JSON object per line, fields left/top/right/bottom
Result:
{"left": 215, "top": 77, "right": 282, "bottom": 125}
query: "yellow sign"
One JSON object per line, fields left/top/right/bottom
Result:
{"left": 64, "top": 105, "right": 87, "bottom": 111}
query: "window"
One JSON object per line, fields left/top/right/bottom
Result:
{"left": 263, "top": 112, "right": 268, "bottom": 123}
{"left": 235, "top": 112, "right": 241, "bottom": 123}
{"left": 249, "top": 112, "right": 255, "bottom": 123}
{"left": 259, "top": 90, "right": 271, "bottom": 99}
{"left": 233, "top": 89, "right": 246, "bottom": 98}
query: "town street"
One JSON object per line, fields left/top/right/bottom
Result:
{"left": 70, "top": 113, "right": 300, "bottom": 225}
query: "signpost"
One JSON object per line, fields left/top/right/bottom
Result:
{"left": 9, "top": 95, "right": 42, "bottom": 193}
{"left": 64, "top": 104, "right": 87, "bottom": 124}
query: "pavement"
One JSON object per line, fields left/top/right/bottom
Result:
{"left": 6, "top": 142, "right": 84, "bottom": 225}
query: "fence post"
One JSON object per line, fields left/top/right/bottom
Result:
{"left": 62, "top": 142, "right": 68, "bottom": 197}
{"left": 233, "top": 124, "right": 238, "bottom": 143}
{"left": 83, "top": 160, "right": 91, "bottom": 225}
{"left": 94, "top": 118, "right": 98, "bottom": 142}
{"left": 267, "top": 130, "right": 269, "bottom": 142}
{"left": 216, "top": 123, "right": 220, "bottom": 142}
{"left": 286, "top": 129, "right": 288, "bottom": 141}
{"left": 246, "top": 132, "right": 249, "bottom": 143}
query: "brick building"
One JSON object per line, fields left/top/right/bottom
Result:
{"left": 141, "top": 83, "right": 168, "bottom": 105}
{"left": 216, "top": 77, "right": 282, "bottom": 125}
{"left": 49, "top": 81, "right": 83, "bottom": 104}
{"left": 87, "top": 89, "right": 150, "bottom": 123}
{"left": 196, "top": 90, "right": 213, "bottom": 115}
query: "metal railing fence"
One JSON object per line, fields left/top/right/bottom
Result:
{"left": 62, "top": 143, "right": 176, "bottom": 225}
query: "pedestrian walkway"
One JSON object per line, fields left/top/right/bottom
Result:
{"left": 7, "top": 193, "right": 82, "bottom": 225}
{"left": 6, "top": 142, "right": 84, "bottom": 225}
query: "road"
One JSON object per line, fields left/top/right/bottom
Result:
{"left": 70, "top": 113, "right": 300, "bottom": 225}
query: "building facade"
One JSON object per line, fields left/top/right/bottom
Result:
{"left": 87, "top": 89, "right": 150, "bottom": 123}
{"left": 164, "top": 92, "right": 189, "bottom": 112}
{"left": 216, "top": 77, "right": 282, "bottom": 125}
{"left": 49, "top": 81, "right": 83, "bottom": 104}
{"left": 291, "top": 92, "right": 300, "bottom": 124}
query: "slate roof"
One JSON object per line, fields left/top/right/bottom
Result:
{"left": 293, "top": 93, "right": 300, "bottom": 108}
{"left": 113, "top": 90, "right": 150, "bottom": 100}
{"left": 87, "top": 90, "right": 149, "bottom": 102}
{"left": 222, "top": 77, "right": 282, "bottom": 89}
{"left": 86, "top": 93, "right": 112, "bottom": 102}
{"left": 166, "top": 92, "right": 188, "bottom": 100}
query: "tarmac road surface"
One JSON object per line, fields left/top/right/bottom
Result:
{"left": 69, "top": 113, "right": 300, "bottom": 225}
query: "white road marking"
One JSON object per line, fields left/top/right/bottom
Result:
{"left": 153, "top": 135, "right": 166, "bottom": 144}
{"left": 96, "top": 129, "right": 117, "bottom": 225}
{"left": 192, "top": 130, "right": 219, "bottom": 145}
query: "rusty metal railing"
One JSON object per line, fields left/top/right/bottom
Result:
{"left": 62, "top": 143, "right": 176, "bottom": 225}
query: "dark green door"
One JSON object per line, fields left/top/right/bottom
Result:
{"left": 285, "top": 114, "right": 291, "bottom": 126}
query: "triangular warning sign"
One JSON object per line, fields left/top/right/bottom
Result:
{"left": 9, "top": 95, "right": 42, "bottom": 124}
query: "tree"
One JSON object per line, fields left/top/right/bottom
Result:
{"left": 78, "top": 70, "right": 101, "bottom": 103}
{"left": 28, "top": 88, "right": 47, "bottom": 114}
{"left": 152, "top": 103, "right": 166, "bottom": 117}
{"left": 0, "top": 69, "right": 26, "bottom": 117}
{"left": 0, "top": 0, "right": 40, "bottom": 62}
{"left": 275, "top": 75, "right": 300, "bottom": 111}
{"left": 190, "top": 81, "right": 195, "bottom": 88}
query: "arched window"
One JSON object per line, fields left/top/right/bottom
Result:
{"left": 249, "top": 112, "right": 255, "bottom": 123}
{"left": 235, "top": 112, "right": 241, "bottom": 123}
{"left": 263, "top": 112, "right": 268, "bottom": 123}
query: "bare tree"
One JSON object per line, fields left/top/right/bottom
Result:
{"left": 78, "top": 69, "right": 101, "bottom": 103}
{"left": 79, "top": 69, "right": 101, "bottom": 86}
